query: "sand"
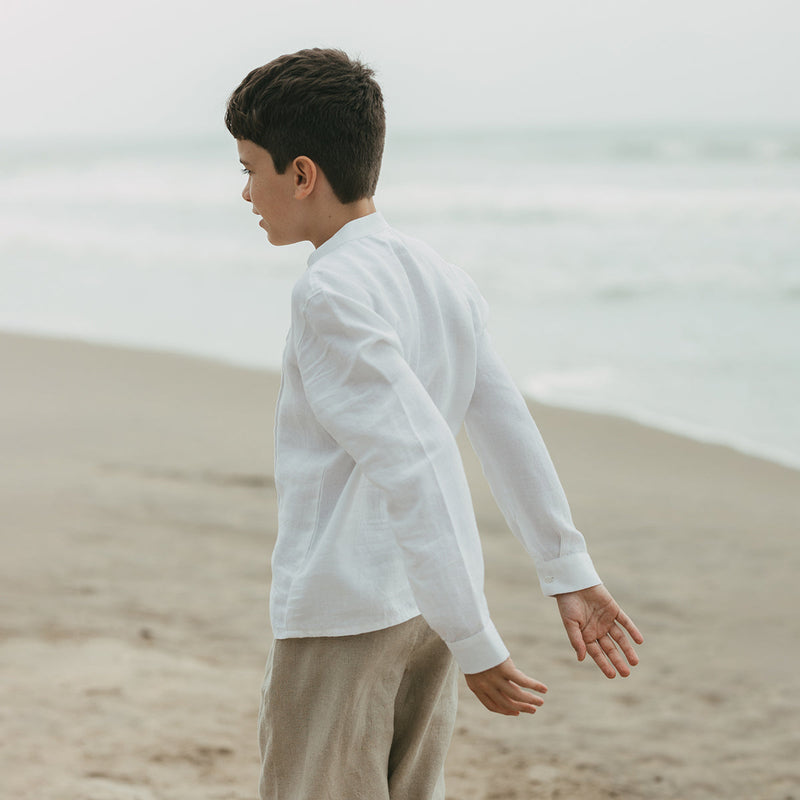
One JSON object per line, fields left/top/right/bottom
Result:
{"left": 1, "top": 331, "right": 798, "bottom": 800}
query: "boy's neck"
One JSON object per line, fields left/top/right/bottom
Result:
{"left": 308, "top": 197, "right": 377, "bottom": 249}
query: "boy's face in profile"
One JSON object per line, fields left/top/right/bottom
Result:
{"left": 237, "top": 139, "right": 301, "bottom": 246}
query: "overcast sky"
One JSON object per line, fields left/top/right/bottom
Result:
{"left": 1, "top": 0, "right": 799, "bottom": 141}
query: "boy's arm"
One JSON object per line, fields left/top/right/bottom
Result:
{"left": 464, "top": 326, "right": 600, "bottom": 593}
{"left": 294, "top": 284, "right": 509, "bottom": 675}
{"left": 464, "top": 328, "right": 643, "bottom": 676}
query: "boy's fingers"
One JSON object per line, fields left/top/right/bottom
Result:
{"left": 506, "top": 682, "right": 545, "bottom": 708}
{"left": 468, "top": 678, "right": 545, "bottom": 715}
{"left": 485, "top": 698, "right": 514, "bottom": 716}
{"left": 609, "top": 623, "right": 640, "bottom": 666}
{"left": 466, "top": 659, "right": 549, "bottom": 715}
{"left": 477, "top": 693, "right": 505, "bottom": 715}
{"left": 509, "top": 671, "right": 548, "bottom": 694}
{"left": 585, "top": 640, "right": 617, "bottom": 679}
{"left": 497, "top": 667, "right": 547, "bottom": 706}
{"left": 483, "top": 686, "right": 520, "bottom": 715}
{"left": 493, "top": 687, "right": 536, "bottom": 715}
{"left": 599, "top": 634, "right": 630, "bottom": 677}
{"left": 565, "top": 622, "right": 587, "bottom": 661}
{"left": 512, "top": 686, "right": 545, "bottom": 706}
{"left": 618, "top": 610, "right": 645, "bottom": 644}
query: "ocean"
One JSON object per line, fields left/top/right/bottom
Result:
{"left": 1, "top": 126, "right": 799, "bottom": 469}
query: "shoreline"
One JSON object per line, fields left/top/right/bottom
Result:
{"left": 4, "top": 326, "right": 798, "bottom": 475}
{"left": 522, "top": 388, "right": 800, "bottom": 475}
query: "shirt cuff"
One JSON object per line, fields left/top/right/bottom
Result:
{"left": 446, "top": 619, "right": 510, "bottom": 674}
{"left": 536, "top": 551, "right": 601, "bottom": 596}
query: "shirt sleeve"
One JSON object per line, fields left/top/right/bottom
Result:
{"left": 464, "top": 325, "right": 602, "bottom": 596}
{"left": 294, "top": 284, "right": 509, "bottom": 674}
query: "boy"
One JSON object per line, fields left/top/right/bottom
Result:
{"left": 225, "top": 48, "right": 643, "bottom": 800}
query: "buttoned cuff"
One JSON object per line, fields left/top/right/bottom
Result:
{"left": 536, "top": 551, "right": 601, "bottom": 596}
{"left": 446, "top": 619, "right": 510, "bottom": 674}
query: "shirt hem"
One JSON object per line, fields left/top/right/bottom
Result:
{"left": 272, "top": 605, "right": 421, "bottom": 640}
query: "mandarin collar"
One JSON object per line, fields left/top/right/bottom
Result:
{"left": 307, "top": 211, "right": 389, "bottom": 267}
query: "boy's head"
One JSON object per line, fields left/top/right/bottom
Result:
{"left": 225, "top": 48, "right": 385, "bottom": 205}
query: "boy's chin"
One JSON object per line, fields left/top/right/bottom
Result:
{"left": 263, "top": 229, "right": 292, "bottom": 247}
{"left": 261, "top": 223, "right": 302, "bottom": 247}
{"left": 259, "top": 220, "right": 279, "bottom": 243}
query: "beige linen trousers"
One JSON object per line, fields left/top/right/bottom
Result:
{"left": 258, "top": 615, "right": 459, "bottom": 800}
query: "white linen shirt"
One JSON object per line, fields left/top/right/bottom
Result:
{"left": 270, "top": 212, "right": 601, "bottom": 674}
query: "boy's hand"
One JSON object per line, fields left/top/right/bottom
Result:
{"left": 556, "top": 584, "right": 644, "bottom": 678}
{"left": 464, "top": 658, "right": 547, "bottom": 716}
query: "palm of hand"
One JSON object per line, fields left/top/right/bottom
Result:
{"left": 556, "top": 584, "right": 643, "bottom": 678}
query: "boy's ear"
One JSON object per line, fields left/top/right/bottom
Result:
{"left": 292, "top": 156, "right": 317, "bottom": 199}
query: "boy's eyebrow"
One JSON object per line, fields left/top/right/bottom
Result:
{"left": 239, "top": 158, "right": 251, "bottom": 166}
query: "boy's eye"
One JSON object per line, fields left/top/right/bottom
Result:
{"left": 241, "top": 167, "right": 251, "bottom": 175}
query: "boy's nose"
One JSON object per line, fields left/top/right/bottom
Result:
{"left": 242, "top": 183, "right": 251, "bottom": 202}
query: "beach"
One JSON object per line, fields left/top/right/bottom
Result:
{"left": 2, "top": 330, "right": 799, "bottom": 800}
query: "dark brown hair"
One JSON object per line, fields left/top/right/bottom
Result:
{"left": 225, "top": 48, "right": 385, "bottom": 204}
